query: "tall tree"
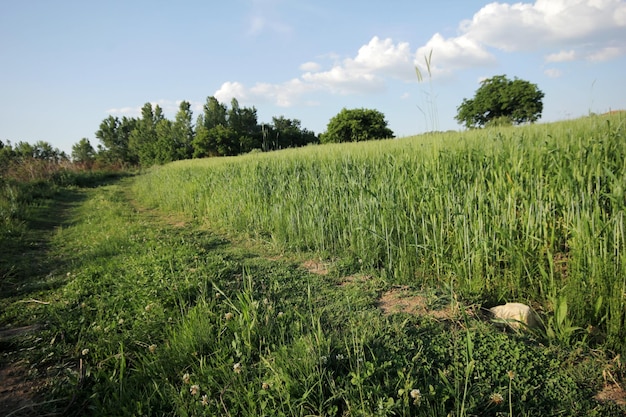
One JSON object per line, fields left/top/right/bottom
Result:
{"left": 320, "top": 108, "right": 394, "bottom": 144}
{"left": 72, "top": 138, "right": 96, "bottom": 167}
{"left": 171, "top": 100, "right": 195, "bottom": 160}
{"left": 271, "top": 116, "right": 318, "bottom": 149}
{"left": 95, "top": 115, "right": 137, "bottom": 165}
{"left": 129, "top": 103, "right": 164, "bottom": 166}
{"left": 228, "top": 98, "right": 260, "bottom": 153}
{"left": 455, "top": 75, "right": 544, "bottom": 128}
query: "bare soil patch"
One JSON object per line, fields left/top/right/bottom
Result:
{"left": 594, "top": 383, "right": 626, "bottom": 407}
{"left": 377, "top": 288, "right": 457, "bottom": 320}
{"left": 0, "top": 362, "right": 42, "bottom": 417}
{"left": 302, "top": 260, "right": 329, "bottom": 275}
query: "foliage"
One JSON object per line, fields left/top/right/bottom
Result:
{"left": 71, "top": 138, "right": 96, "bottom": 167}
{"left": 320, "top": 108, "right": 394, "bottom": 143}
{"left": 455, "top": 75, "right": 544, "bottom": 128}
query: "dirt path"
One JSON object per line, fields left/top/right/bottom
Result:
{"left": 0, "top": 189, "right": 86, "bottom": 417}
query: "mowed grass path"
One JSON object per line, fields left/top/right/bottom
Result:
{"left": 1, "top": 175, "right": 625, "bottom": 416}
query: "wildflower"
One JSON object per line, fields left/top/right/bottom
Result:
{"left": 201, "top": 394, "right": 209, "bottom": 406}
{"left": 320, "top": 355, "right": 328, "bottom": 364}
{"left": 507, "top": 370, "right": 515, "bottom": 380}
{"left": 224, "top": 312, "right": 234, "bottom": 321}
{"left": 148, "top": 344, "right": 157, "bottom": 353}
{"left": 145, "top": 304, "right": 152, "bottom": 312}
{"left": 233, "top": 362, "right": 242, "bottom": 374}
{"left": 118, "top": 318, "right": 124, "bottom": 325}
{"left": 182, "top": 373, "right": 191, "bottom": 384}
{"left": 277, "top": 311, "right": 284, "bottom": 318}
{"left": 410, "top": 388, "right": 422, "bottom": 405}
{"left": 81, "top": 348, "right": 89, "bottom": 356}
{"left": 336, "top": 354, "right": 345, "bottom": 361}
{"left": 489, "top": 392, "right": 504, "bottom": 405}
{"left": 80, "top": 302, "right": 86, "bottom": 309}
{"left": 190, "top": 384, "right": 200, "bottom": 396}
{"left": 262, "top": 382, "right": 270, "bottom": 390}
{"left": 215, "top": 292, "right": 221, "bottom": 299}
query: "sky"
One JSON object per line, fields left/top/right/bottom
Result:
{"left": 1, "top": 0, "right": 625, "bottom": 155}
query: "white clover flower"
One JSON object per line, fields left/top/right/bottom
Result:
{"left": 336, "top": 354, "right": 345, "bottom": 361}
{"left": 262, "top": 382, "right": 270, "bottom": 390}
{"left": 148, "top": 344, "right": 157, "bottom": 353}
{"left": 489, "top": 392, "right": 504, "bottom": 405}
{"left": 182, "top": 373, "right": 191, "bottom": 384}
{"left": 233, "top": 362, "right": 242, "bottom": 374}
{"left": 81, "top": 348, "right": 89, "bottom": 356}
{"left": 277, "top": 311, "right": 284, "bottom": 318}
{"left": 201, "top": 394, "right": 209, "bottom": 406}
{"left": 410, "top": 388, "right": 422, "bottom": 405}
{"left": 190, "top": 384, "right": 200, "bottom": 396}
{"left": 118, "top": 318, "right": 124, "bottom": 325}
{"left": 224, "top": 312, "right": 234, "bottom": 321}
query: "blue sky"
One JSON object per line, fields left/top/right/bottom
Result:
{"left": 1, "top": 0, "right": 625, "bottom": 154}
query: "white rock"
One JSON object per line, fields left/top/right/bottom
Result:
{"left": 489, "top": 302, "right": 539, "bottom": 329}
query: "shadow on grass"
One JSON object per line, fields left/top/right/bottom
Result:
{"left": 0, "top": 173, "right": 130, "bottom": 303}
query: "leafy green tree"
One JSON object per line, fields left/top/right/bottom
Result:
{"left": 212, "top": 125, "right": 239, "bottom": 156}
{"left": 192, "top": 97, "right": 227, "bottom": 157}
{"left": 95, "top": 116, "right": 137, "bottom": 165}
{"left": 270, "top": 116, "right": 318, "bottom": 149}
{"left": 72, "top": 138, "right": 96, "bottom": 167}
{"left": 320, "top": 108, "right": 394, "bottom": 144}
{"left": 228, "top": 98, "right": 261, "bottom": 153}
{"left": 171, "top": 101, "right": 195, "bottom": 160}
{"left": 129, "top": 103, "right": 165, "bottom": 166}
{"left": 455, "top": 75, "right": 544, "bottom": 128}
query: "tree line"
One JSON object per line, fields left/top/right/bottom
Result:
{"left": 2, "top": 74, "right": 544, "bottom": 172}
{"left": 92, "top": 97, "right": 319, "bottom": 167}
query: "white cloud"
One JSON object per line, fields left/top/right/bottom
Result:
{"left": 587, "top": 45, "right": 625, "bottom": 61}
{"left": 214, "top": 82, "right": 248, "bottom": 103}
{"left": 214, "top": 36, "right": 416, "bottom": 107}
{"left": 545, "top": 50, "right": 577, "bottom": 62}
{"left": 416, "top": 0, "right": 626, "bottom": 75}
{"left": 544, "top": 68, "right": 563, "bottom": 78}
{"left": 299, "top": 61, "right": 321, "bottom": 72}
{"left": 416, "top": 33, "right": 496, "bottom": 77}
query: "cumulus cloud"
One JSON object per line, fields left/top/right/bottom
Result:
{"left": 299, "top": 61, "right": 321, "bottom": 72}
{"left": 416, "top": 0, "right": 626, "bottom": 74}
{"left": 415, "top": 33, "right": 496, "bottom": 77}
{"left": 545, "top": 50, "right": 577, "bottom": 62}
{"left": 214, "top": 36, "right": 415, "bottom": 107}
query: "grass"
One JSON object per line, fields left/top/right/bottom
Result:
{"left": 0, "top": 115, "right": 625, "bottom": 415}
{"left": 132, "top": 114, "right": 626, "bottom": 355}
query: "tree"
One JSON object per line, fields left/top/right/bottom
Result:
{"left": 129, "top": 103, "right": 165, "bottom": 166}
{"left": 72, "top": 138, "right": 96, "bottom": 167}
{"left": 455, "top": 75, "right": 544, "bottom": 128}
{"left": 320, "top": 108, "right": 394, "bottom": 144}
{"left": 269, "top": 116, "right": 318, "bottom": 149}
{"left": 171, "top": 101, "right": 195, "bottom": 160}
{"left": 228, "top": 98, "right": 261, "bottom": 153}
{"left": 95, "top": 116, "right": 137, "bottom": 165}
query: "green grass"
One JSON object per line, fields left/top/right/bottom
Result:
{"left": 1, "top": 116, "right": 625, "bottom": 416}
{"left": 132, "top": 114, "right": 626, "bottom": 356}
